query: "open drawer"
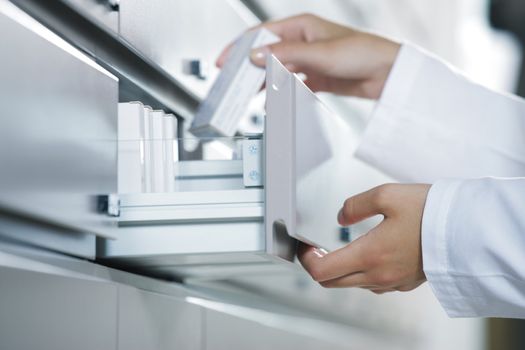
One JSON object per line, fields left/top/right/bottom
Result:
{"left": 97, "top": 56, "right": 353, "bottom": 279}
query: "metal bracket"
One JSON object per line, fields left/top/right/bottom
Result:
{"left": 97, "top": 194, "right": 120, "bottom": 217}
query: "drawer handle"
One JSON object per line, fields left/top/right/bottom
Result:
{"left": 182, "top": 59, "right": 209, "bottom": 80}
{"left": 107, "top": 0, "right": 119, "bottom": 11}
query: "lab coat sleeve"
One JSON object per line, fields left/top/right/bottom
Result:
{"left": 355, "top": 43, "right": 525, "bottom": 318}
{"left": 423, "top": 177, "right": 525, "bottom": 318}
{"left": 355, "top": 42, "right": 525, "bottom": 183}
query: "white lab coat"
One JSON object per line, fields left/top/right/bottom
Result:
{"left": 356, "top": 43, "right": 525, "bottom": 318}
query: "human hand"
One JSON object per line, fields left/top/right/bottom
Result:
{"left": 298, "top": 184, "right": 431, "bottom": 294}
{"left": 216, "top": 14, "right": 401, "bottom": 99}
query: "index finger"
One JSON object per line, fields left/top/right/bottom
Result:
{"left": 216, "top": 14, "right": 318, "bottom": 68}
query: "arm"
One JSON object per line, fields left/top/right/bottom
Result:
{"left": 299, "top": 178, "right": 525, "bottom": 318}
{"left": 218, "top": 14, "right": 525, "bottom": 318}
{"left": 424, "top": 177, "right": 525, "bottom": 318}
{"left": 304, "top": 43, "right": 525, "bottom": 318}
{"left": 356, "top": 42, "right": 525, "bottom": 183}
{"left": 353, "top": 43, "right": 525, "bottom": 317}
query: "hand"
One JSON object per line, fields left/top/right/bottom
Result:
{"left": 298, "top": 184, "right": 431, "bottom": 294}
{"left": 216, "top": 14, "right": 401, "bottom": 99}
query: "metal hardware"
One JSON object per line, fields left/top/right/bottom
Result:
{"left": 97, "top": 194, "right": 120, "bottom": 217}
{"left": 107, "top": 0, "right": 119, "bottom": 11}
{"left": 182, "top": 59, "right": 208, "bottom": 80}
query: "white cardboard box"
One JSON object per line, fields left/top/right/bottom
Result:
{"left": 149, "top": 110, "right": 165, "bottom": 193}
{"left": 162, "top": 114, "right": 177, "bottom": 192}
{"left": 190, "top": 28, "right": 280, "bottom": 137}
{"left": 142, "top": 106, "right": 153, "bottom": 193}
{"left": 118, "top": 102, "right": 145, "bottom": 194}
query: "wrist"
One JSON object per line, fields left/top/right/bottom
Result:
{"left": 374, "top": 39, "right": 401, "bottom": 98}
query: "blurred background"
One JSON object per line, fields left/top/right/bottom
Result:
{"left": 244, "top": 0, "right": 524, "bottom": 94}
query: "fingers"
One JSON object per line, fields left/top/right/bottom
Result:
{"left": 257, "top": 14, "right": 313, "bottom": 41}
{"left": 250, "top": 40, "right": 334, "bottom": 72}
{"left": 216, "top": 42, "right": 235, "bottom": 68}
{"left": 319, "top": 272, "right": 371, "bottom": 288}
{"left": 298, "top": 184, "right": 428, "bottom": 295}
{"left": 261, "top": 14, "right": 354, "bottom": 43}
{"left": 337, "top": 185, "right": 394, "bottom": 226}
{"left": 297, "top": 241, "right": 365, "bottom": 282}
{"left": 216, "top": 14, "right": 316, "bottom": 68}
{"left": 217, "top": 13, "right": 353, "bottom": 68}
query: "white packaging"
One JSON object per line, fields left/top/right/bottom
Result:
{"left": 242, "top": 138, "right": 263, "bottom": 187}
{"left": 190, "top": 28, "right": 280, "bottom": 137}
{"left": 142, "top": 106, "right": 153, "bottom": 193}
{"left": 150, "top": 110, "right": 165, "bottom": 193}
{"left": 118, "top": 102, "right": 144, "bottom": 193}
{"left": 162, "top": 114, "right": 177, "bottom": 192}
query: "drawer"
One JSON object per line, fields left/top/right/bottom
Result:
{"left": 0, "top": 3, "right": 118, "bottom": 254}
{"left": 119, "top": 0, "right": 257, "bottom": 99}
{"left": 98, "top": 55, "right": 358, "bottom": 279}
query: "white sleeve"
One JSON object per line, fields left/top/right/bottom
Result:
{"left": 356, "top": 42, "right": 525, "bottom": 183}
{"left": 423, "top": 177, "right": 525, "bottom": 318}
{"left": 356, "top": 43, "right": 525, "bottom": 318}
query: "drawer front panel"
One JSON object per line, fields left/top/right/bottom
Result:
{"left": 0, "top": 5, "right": 118, "bottom": 239}
{"left": 0, "top": 267, "right": 118, "bottom": 350}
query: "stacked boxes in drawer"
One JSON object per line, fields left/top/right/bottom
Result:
{"left": 118, "top": 102, "right": 178, "bottom": 194}
{"left": 118, "top": 102, "right": 264, "bottom": 194}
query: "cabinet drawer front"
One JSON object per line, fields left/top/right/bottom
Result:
{"left": 118, "top": 286, "right": 202, "bottom": 350}
{"left": 0, "top": 267, "right": 118, "bottom": 350}
{"left": 0, "top": 4, "right": 118, "bottom": 239}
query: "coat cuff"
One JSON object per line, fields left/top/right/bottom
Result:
{"left": 422, "top": 179, "right": 480, "bottom": 317}
{"left": 377, "top": 42, "right": 427, "bottom": 109}
{"left": 355, "top": 42, "right": 428, "bottom": 182}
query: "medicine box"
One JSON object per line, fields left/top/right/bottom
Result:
{"left": 190, "top": 28, "right": 280, "bottom": 137}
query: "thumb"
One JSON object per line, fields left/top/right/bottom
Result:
{"left": 250, "top": 40, "right": 332, "bottom": 73}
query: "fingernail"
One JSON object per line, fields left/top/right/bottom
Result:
{"left": 313, "top": 247, "right": 327, "bottom": 258}
{"left": 337, "top": 209, "right": 343, "bottom": 225}
{"left": 250, "top": 46, "right": 270, "bottom": 65}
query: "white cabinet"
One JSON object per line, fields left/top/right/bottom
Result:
{"left": 0, "top": 243, "right": 205, "bottom": 350}
{"left": 0, "top": 267, "right": 118, "bottom": 350}
{"left": 118, "top": 286, "right": 202, "bottom": 350}
{"left": 204, "top": 308, "right": 406, "bottom": 350}
{"left": 0, "top": 2, "right": 118, "bottom": 258}
{"left": 119, "top": 0, "right": 258, "bottom": 99}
